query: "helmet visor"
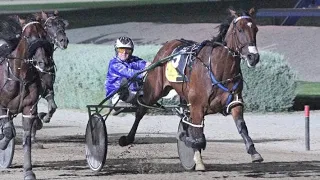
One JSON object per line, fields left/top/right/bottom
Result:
{"left": 117, "top": 48, "right": 133, "bottom": 54}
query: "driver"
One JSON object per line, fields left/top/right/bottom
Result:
{"left": 105, "top": 36, "right": 148, "bottom": 104}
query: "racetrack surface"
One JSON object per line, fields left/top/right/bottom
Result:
{"left": 1, "top": 103, "right": 320, "bottom": 180}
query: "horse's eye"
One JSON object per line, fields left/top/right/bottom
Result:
{"left": 238, "top": 28, "right": 243, "bottom": 33}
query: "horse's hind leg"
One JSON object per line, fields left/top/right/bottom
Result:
{"left": 22, "top": 115, "right": 37, "bottom": 180}
{"left": 119, "top": 105, "right": 148, "bottom": 146}
{"left": 231, "top": 106, "right": 264, "bottom": 163}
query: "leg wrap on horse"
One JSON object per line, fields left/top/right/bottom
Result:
{"left": 0, "top": 118, "right": 15, "bottom": 150}
{"left": 179, "top": 128, "right": 206, "bottom": 150}
{"left": 235, "top": 119, "right": 258, "bottom": 155}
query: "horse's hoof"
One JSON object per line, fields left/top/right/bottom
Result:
{"left": 119, "top": 136, "right": 128, "bottom": 147}
{"left": 38, "top": 113, "right": 49, "bottom": 123}
{"left": 119, "top": 136, "right": 134, "bottom": 147}
{"left": 251, "top": 153, "right": 264, "bottom": 163}
{"left": 42, "top": 116, "right": 51, "bottom": 123}
{"left": 195, "top": 163, "right": 206, "bottom": 171}
{"left": 24, "top": 171, "right": 36, "bottom": 180}
{"left": 34, "top": 119, "right": 43, "bottom": 131}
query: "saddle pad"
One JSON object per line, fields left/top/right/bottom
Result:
{"left": 165, "top": 46, "right": 190, "bottom": 82}
{"left": 165, "top": 61, "right": 185, "bottom": 82}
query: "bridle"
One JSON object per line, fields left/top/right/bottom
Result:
{"left": 21, "top": 21, "right": 54, "bottom": 73}
{"left": 230, "top": 15, "right": 257, "bottom": 59}
{"left": 43, "top": 16, "right": 66, "bottom": 49}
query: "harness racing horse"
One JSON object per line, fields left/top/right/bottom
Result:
{"left": 118, "top": 8, "right": 264, "bottom": 170}
{"left": 30, "top": 11, "right": 69, "bottom": 146}
{"left": 0, "top": 17, "right": 52, "bottom": 179}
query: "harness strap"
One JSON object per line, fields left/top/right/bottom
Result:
{"left": 22, "top": 21, "right": 40, "bottom": 33}
{"left": 181, "top": 116, "right": 204, "bottom": 128}
{"left": 22, "top": 114, "right": 36, "bottom": 118}
{"left": 226, "top": 94, "right": 243, "bottom": 114}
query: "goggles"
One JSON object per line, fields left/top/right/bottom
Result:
{"left": 117, "top": 48, "right": 133, "bottom": 54}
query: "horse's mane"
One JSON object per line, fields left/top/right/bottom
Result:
{"left": 0, "top": 16, "right": 21, "bottom": 41}
{"left": 211, "top": 10, "right": 251, "bottom": 44}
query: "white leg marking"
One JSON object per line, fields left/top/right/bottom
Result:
{"left": 194, "top": 150, "right": 205, "bottom": 171}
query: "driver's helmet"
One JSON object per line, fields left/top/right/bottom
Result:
{"left": 114, "top": 36, "right": 134, "bottom": 51}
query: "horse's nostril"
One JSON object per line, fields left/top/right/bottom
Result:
{"left": 247, "top": 54, "right": 253, "bottom": 60}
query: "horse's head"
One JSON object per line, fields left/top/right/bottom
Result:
{"left": 225, "top": 8, "right": 259, "bottom": 67}
{"left": 19, "top": 17, "right": 53, "bottom": 72}
{"left": 37, "top": 10, "right": 69, "bottom": 49}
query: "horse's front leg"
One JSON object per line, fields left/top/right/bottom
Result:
{"left": 22, "top": 114, "right": 37, "bottom": 180}
{"left": 187, "top": 105, "right": 206, "bottom": 171}
{"left": 231, "top": 105, "right": 264, "bottom": 162}
{"left": 39, "top": 92, "right": 57, "bottom": 123}
{"left": 31, "top": 117, "right": 43, "bottom": 149}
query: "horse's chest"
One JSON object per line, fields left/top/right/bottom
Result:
{"left": 206, "top": 95, "right": 225, "bottom": 114}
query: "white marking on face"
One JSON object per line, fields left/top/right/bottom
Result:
{"left": 248, "top": 46, "right": 258, "bottom": 54}
{"left": 247, "top": 22, "right": 252, "bottom": 28}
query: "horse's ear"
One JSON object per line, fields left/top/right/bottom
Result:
{"left": 19, "top": 17, "right": 26, "bottom": 26}
{"left": 248, "top": 7, "right": 256, "bottom": 16}
{"left": 54, "top": 10, "right": 59, "bottom": 16}
{"left": 228, "top": 9, "right": 237, "bottom": 17}
{"left": 41, "top": 10, "right": 48, "bottom": 20}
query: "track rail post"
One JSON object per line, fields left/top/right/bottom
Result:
{"left": 304, "top": 105, "right": 310, "bottom": 151}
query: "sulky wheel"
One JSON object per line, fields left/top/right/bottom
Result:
{"left": 85, "top": 113, "right": 107, "bottom": 172}
{"left": 0, "top": 137, "right": 15, "bottom": 168}
{"left": 177, "top": 119, "right": 195, "bottom": 170}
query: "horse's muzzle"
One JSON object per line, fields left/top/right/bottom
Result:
{"left": 56, "top": 35, "right": 69, "bottom": 49}
{"left": 247, "top": 53, "right": 260, "bottom": 67}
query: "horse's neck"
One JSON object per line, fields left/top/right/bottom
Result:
{"left": 10, "top": 41, "right": 28, "bottom": 77}
{"left": 210, "top": 46, "right": 241, "bottom": 80}
{"left": 224, "top": 28, "right": 238, "bottom": 52}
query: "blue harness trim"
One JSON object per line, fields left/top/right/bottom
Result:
{"left": 207, "top": 52, "right": 241, "bottom": 115}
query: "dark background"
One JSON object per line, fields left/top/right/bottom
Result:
{"left": 1, "top": 0, "right": 319, "bottom": 29}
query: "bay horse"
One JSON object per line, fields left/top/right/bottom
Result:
{"left": 30, "top": 11, "right": 69, "bottom": 146}
{"left": 119, "top": 8, "right": 263, "bottom": 170}
{"left": 0, "top": 17, "right": 52, "bottom": 179}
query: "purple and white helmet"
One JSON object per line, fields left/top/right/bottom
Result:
{"left": 114, "top": 36, "right": 134, "bottom": 50}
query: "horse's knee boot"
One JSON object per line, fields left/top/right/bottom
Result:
{"left": 0, "top": 120, "right": 15, "bottom": 150}
{"left": 184, "top": 131, "right": 207, "bottom": 149}
{"left": 235, "top": 119, "right": 254, "bottom": 153}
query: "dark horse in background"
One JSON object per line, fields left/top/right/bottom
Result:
{"left": 0, "top": 16, "right": 52, "bottom": 179}
{"left": 30, "top": 10, "right": 69, "bottom": 146}
{"left": 118, "top": 8, "right": 263, "bottom": 170}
